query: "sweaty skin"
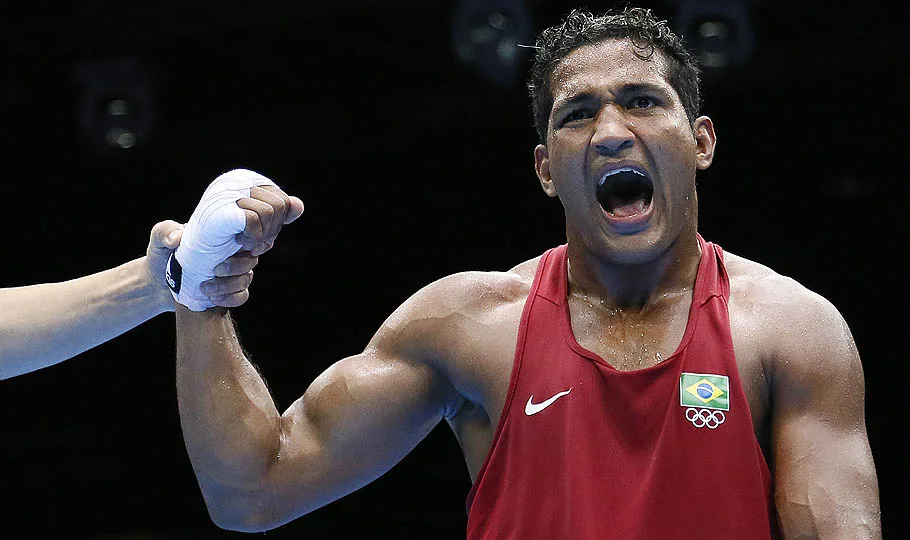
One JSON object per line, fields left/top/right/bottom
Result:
{"left": 176, "top": 39, "right": 880, "bottom": 538}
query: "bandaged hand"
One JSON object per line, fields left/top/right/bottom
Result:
{"left": 167, "top": 169, "right": 304, "bottom": 311}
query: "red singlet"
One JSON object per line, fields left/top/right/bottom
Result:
{"left": 466, "top": 236, "right": 776, "bottom": 539}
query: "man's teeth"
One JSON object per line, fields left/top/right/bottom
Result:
{"left": 598, "top": 168, "right": 646, "bottom": 186}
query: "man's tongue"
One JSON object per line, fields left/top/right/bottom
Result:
{"left": 607, "top": 196, "right": 647, "bottom": 217}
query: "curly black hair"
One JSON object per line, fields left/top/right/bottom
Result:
{"left": 527, "top": 7, "right": 701, "bottom": 144}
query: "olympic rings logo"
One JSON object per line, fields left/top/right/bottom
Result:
{"left": 685, "top": 407, "right": 726, "bottom": 429}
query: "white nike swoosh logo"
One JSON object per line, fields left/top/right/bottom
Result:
{"left": 525, "top": 388, "right": 573, "bottom": 416}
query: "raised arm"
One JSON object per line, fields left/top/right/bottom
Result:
{"left": 175, "top": 283, "right": 463, "bottom": 532}
{"left": 0, "top": 220, "right": 182, "bottom": 379}
{"left": 770, "top": 286, "right": 881, "bottom": 538}
{"left": 172, "top": 169, "right": 464, "bottom": 531}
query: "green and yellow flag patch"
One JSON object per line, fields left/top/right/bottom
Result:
{"left": 680, "top": 372, "right": 729, "bottom": 411}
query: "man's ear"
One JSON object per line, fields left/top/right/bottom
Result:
{"left": 534, "top": 144, "right": 558, "bottom": 197}
{"left": 693, "top": 116, "right": 717, "bottom": 170}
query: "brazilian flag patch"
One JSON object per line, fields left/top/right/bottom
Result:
{"left": 680, "top": 372, "right": 729, "bottom": 411}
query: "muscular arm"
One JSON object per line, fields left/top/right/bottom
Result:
{"left": 770, "top": 284, "right": 881, "bottom": 538}
{"left": 0, "top": 221, "right": 179, "bottom": 379}
{"left": 175, "top": 283, "right": 464, "bottom": 532}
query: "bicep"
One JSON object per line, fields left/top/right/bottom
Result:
{"left": 774, "top": 414, "right": 879, "bottom": 537}
{"left": 257, "top": 348, "right": 457, "bottom": 527}
{"left": 771, "top": 305, "right": 881, "bottom": 538}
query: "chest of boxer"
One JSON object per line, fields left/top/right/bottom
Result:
{"left": 447, "top": 246, "right": 771, "bottom": 478}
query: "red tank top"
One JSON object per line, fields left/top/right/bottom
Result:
{"left": 466, "top": 236, "right": 775, "bottom": 539}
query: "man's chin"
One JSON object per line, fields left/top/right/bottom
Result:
{"left": 594, "top": 229, "right": 671, "bottom": 266}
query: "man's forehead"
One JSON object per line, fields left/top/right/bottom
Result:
{"left": 551, "top": 39, "right": 671, "bottom": 96}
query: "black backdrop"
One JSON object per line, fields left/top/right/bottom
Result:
{"left": 1, "top": 1, "right": 906, "bottom": 538}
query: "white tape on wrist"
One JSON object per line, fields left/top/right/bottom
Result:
{"left": 167, "top": 168, "right": 277, "bottom": 311}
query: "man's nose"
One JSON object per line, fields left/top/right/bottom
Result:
{"left": 593, "top": 105, "right": 634, "bottom": 156}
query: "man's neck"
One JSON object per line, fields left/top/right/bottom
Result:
{"left": 565, "top": 233, "right": 703, "bottom": 313}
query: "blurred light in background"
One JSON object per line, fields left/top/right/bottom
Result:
{"left": 73, "top": 57, "right": 156, "bottom": 155}
{"left": 673, "top": 0, "right": 754, "bottom": 70}
{"left": 451, "top": 0, "right": 533, "bottom": 89}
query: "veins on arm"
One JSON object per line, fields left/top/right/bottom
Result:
{"left": 766, "top": 279, "right": 881, "bottom": 538}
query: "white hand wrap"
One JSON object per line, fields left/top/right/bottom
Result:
{"left": 166, "top": 168, "right": 276, "bottom": 311}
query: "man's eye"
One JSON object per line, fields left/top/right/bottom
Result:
{"left": 563, "top": 109, "right": 590, "bottom": 123}
{"left": 629, "top": 96, "right": 657, "bottom": 109}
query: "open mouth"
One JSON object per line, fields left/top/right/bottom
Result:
{"left": 596, "top": 168, "right": 654, "bottom": 218}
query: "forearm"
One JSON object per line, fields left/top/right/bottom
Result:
{"left": 0, "top": 256, "right": 172, "bottom": 379}
{"left": 175, "top": 306, "right": 283, "bottom": 494}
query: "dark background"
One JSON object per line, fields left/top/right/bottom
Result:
{"left": 1, "top": 0, "right": 906, "bottom": 538}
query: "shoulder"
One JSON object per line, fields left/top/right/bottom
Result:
{"left": 367, "top": 255, "right": 542, "bottom": 357}
{"left": 724, "top": 250, "right": 847, "bottom": 335}
{"left": 392, "top": 256, "right": 538, "bottom": 324}
{"left": 723, "top": 250, "right": 860, "bottom": 391}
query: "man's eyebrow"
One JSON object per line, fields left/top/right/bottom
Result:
{"left": 553, "top": 83, "right": 671, "bottom": 113}
{"left": 552, "top": 91, "right": 596, "bottom": 113}
{"left": 617, "top": 82, "right": 671, "bottom": 97}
